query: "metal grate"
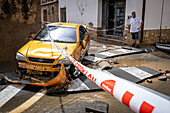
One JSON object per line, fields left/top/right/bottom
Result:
{"left": 28, "top": 57, "right": 55, "bottom": 63}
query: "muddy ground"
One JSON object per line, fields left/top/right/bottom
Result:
{"left": 0, "top": 40, "right": 170, "bottom": 113}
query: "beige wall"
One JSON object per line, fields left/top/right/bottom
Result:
{"left": 59, "top": 0, "right": 101, "bottom": 28}
{"left": 144, "top": 0, "right": 170, "bottom": 30}
{"left": 162, "top": 0, "right": 170, "bottom": 29}
{"left": 144, "top": 0, "right": 162, "bottom": 30}
{"left": 125, "top": 0, "right": 170, "bottom": 44}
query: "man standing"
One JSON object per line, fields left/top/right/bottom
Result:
{"left": 128, "top": 12, "right": 143, "bottom": 48}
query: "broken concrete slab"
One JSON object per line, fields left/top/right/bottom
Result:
{"left": 121, "top": 46, "right": 132, "bottom": 50}
{"left": 97, "top": 60, "right": 112, "bottom": 70}
{"left": 122, "top": 64, "right": 128, "bottom": 67}
{"left": 166, "top": 73, "right": 170, "bottom": 79}
{"left": 84, "top": 47, "right": 144, "bottom": 62}
{"left": 165, "top": 70, "right": 170, "bottom": 73}
{"left": 158, "top": 75, "right": 167, "bottom": 81}
{"left": 146, "top": 79, "right": 152, "bottom": 83}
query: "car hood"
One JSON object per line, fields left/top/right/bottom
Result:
{"left": 19, "top": 40, "right": 77, "bottom": 60}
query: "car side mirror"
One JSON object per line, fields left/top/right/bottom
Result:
{"left": 80, "top": 39, "right": 83, "bottom": 44}
{"left": 82, "top": 40, "right": 87, "bottom": 49}
{"left": 29, "top": 33, "right": 36, "bottom": 40}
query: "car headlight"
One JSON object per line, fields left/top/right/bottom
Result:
{"left": 16, "top": 52, "right": 26, "bottom": 61}
{"left": 58, "top": 58, "right": 72, "bottom": 65}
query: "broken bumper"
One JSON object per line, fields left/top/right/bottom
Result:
{"left": 2, "top": 63, "right": 67, "bottom": 87}
{"left": 18, "top": 62, "right": 60, "bottom": 72}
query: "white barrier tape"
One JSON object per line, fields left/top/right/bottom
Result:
{"left": 48, "top": 27, "right": 170, "bottom": 113}
{"left": 87, "top": 25, "right": 123, "bottom": 32}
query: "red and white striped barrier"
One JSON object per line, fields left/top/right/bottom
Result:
{"left": 87, "top": 25, "right": 123, "bottom": 32}
{"left": 48, "top": 31, "right": 170, "bottom": 113}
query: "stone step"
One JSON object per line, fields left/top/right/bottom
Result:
{"left": 97, "top": 37, "right": 124, "bottom": 44}
{"left": 101, "top": 34, "right": 123, "bottom": 40}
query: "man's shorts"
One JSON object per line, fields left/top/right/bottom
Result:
{"left": 131, "top": 32, "right": 139, "bottom": 41}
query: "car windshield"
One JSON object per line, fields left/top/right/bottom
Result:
{"left": 34, "top": 26, "right": 77, "bottom": 43}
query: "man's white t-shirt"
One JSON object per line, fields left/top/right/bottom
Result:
{"left": 130, "top": 17, "right": 142, "bottom": 33}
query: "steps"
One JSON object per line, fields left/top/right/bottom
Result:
{"left": 98, "top": 34, "right": 125, "bottom": 45}
{"left": 98, "top": 36, "right": 124, "bottom": 44}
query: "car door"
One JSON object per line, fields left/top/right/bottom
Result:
{"left": 79, "top": 26, "right": 88, "bottom": 48}
{"left": 79, "top": 26, "right": 90, "bottom": 60}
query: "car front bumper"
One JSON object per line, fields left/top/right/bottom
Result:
{"left": 18, "top": 62, "right": 60, "bottom": 72}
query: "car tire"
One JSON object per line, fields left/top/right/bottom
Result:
{"left": 69, "top": 64, "right": 82, "bottom": 78}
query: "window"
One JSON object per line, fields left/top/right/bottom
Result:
{"left": 48, "top": 0, "right": 53, "bottom": 2}
{"left": 79, "top": 26, "right": 87, "bottom": 42}
{"left": 60, "top": 8, "right": 66, "bottom": 22}
{"left": 34, "top": 26, "right": 77, "bottom": 43}
{"left": 42, "top": 0, "right": 47, "bottom": 3}
{"left": 52, "top": 6, "right": 54, "bottom": 14}
{"left": 43, "top": 9, "right": 47, "bottom": 21}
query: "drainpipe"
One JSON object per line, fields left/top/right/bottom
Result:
{"left": 160, "top": 0, "right": 164, "bottom": 43}
{"left": 141, "top": 0, "right": 146, "bottom": 43}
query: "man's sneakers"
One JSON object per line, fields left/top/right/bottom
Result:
{"left": 136, "top": 44, "right": 140, "bottom": 48}
{"left": 131, "top": 43, "right": 140, "bottom": 48}
{"left": 131, "top": 43, "right": 135, "bottom": 47}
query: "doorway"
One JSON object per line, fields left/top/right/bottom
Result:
{"left": 60, "top": 7, "right": 66, "bottom": 22}
{"left": 102, "top": 0, "right": 125, "bottom": 37}
{"left": 43, "top": 9, "right": 47, "bottom": 21}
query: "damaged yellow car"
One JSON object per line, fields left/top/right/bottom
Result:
{"left": 6, "top": 22, "right": 90, "bottom": 86}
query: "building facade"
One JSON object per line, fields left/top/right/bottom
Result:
{"left": 125, "top": 0, "right": 170, "bottom": 44}
{"left": 58, "top": 0, "right": 126, "bottom": 39}
{"left": 57, "top": 0, "right": 170, "bottom": 44}
{"left": 41, "top": 0, "right": 59, "bottom": 24}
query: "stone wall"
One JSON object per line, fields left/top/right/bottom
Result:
{"left": 123, "top": 29, "right": 170, "bottom": 45}
{"left": 41, "top": 1, "right": 59, "bottom": 24}
{"left": 143, "top": 29, "right": 170, "bottom": 44}
{"left": 0, "top": 0, "right": 41, "bottom": 62}
{"left": 87, "top": 27, "right": 101, "bottom": 41}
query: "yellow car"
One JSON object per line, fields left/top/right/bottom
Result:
{"left": 16, "top": 22, "right": 90, "bottom": 80}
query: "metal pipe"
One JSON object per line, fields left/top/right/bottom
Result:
{"left": 141, "top": 0, "right": 146, "bottom": 43}
{"left": 160, "top": 0, "right": 164, "bottom": 43}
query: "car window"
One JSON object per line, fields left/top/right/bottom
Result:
{"left": 79, "top": 26, "right": 87, "bottom": 42}
{"left": 34, "top": 26, "right": 77, "bottom": 43}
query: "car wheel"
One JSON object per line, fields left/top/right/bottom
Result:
{"left": 69, "top": 64, "right": 82, "bottom": 78}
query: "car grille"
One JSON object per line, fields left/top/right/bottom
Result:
{"left": 28, "top": 57, "right": 55, "bottom": 63}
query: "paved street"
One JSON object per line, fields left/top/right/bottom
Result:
{"left": 0, "top": 40, "right": 170, "bottom": 113}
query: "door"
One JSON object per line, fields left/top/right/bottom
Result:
{"left": 60, "top": 8, "right": 66, "bottom": 22}
{"left": 102, "top": 0, "right": 125, "bottom": 37}
{"left": 43, "top": 9, "right": 47, "bottom": 21}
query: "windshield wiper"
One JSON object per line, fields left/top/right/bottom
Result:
{"left": 54, "top": 39, "right": 65, "bottom": 43}
{"left": 40, "top": 39, "right": 50, "bottom": 42}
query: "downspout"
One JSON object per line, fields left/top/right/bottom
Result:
{"left": 160, "top": 0, "right": 164, "bottom": 43}
{"left": 141, "top": 0, "right": 146, "bottom": 43}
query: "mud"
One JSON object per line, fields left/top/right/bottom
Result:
{"left": 112, "top": 52, "right": 170, "bottom": 72}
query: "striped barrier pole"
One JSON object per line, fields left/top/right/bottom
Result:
{"left": 87, "top": 25, "right": 123, "bottom": 32}
{"left": 48, "top": 29, "right": 170, "bottom": 113}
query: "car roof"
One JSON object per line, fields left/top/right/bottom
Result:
{"left": 47, "top": 22, "right": 79, "bottom": 28}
